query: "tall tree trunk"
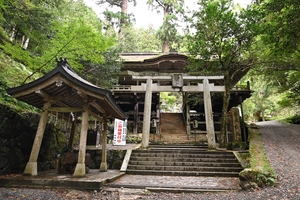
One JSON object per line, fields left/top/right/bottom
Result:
{"left": 219, "top": 75, "right": 231, "bottom": 148}
{"left": 162, "top": 40, "right": 169, "bottom": 53}
{"left": 119, "top": 0, "right": 128, "bottom": 36}
{"left": 162, "top": 4, "right": 170, "bottom": 53}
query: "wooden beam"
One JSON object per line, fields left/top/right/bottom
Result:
{"left": 90, "top": 101, "right": 106, "bottom": 115}
{"left": 77, "top": 89, "right": 88, "bottom": 102}
{"left": 35, "top": 90, "right": 69, "bottom": 107}
{"left": 132, "top": 75, "right": 224, "bottom": 81}
{"left": 131, "top": 83, "right": 225, "bottom": 92}
{"left": 89, "top": 110, "right": 105, "bottom": 123}
{"left": 11, "top": 77, "right": 59, "bottom": 98}
{"left": 35, "top": 89, "right": 50, "bottom": 99}
{"left": 50, "top": 96, "right": 82, "bottom": 101}
{"left": 47, "top": 107, "right": 83, "bottom": 112}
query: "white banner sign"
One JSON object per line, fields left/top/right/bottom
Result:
{"left": 113, "top": 119, "right": 127, "bottom": 145}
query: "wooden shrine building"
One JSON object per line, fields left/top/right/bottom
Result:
{"left": 6, "top": 59, "right": 126, "bottom": 177}
{"left": 112, "top": 52, "right": 252, "bottom": 148}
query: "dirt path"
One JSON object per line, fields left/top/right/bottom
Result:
{"left": 1, "top": 120, "right": 300, "bottom": 199}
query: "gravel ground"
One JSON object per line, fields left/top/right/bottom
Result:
{"left": 1, "top": 120, "right": 300, "bottom": 200}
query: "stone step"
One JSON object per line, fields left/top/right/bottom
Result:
{"left": 161, "top": 113, "right": 186, "bottom": 135}
{"left": 126, "top": 145, "right": 242, "bottom": 178}
{"left": 127, "top": 165, "right": 243, "bottom": 172}
{"left": 126, "top": 170, "right": 240, "bottom": 177}
{"left": 129, "top": 160, "right": 242, "bottom": 167}
{"left": 130, "top": 152, "right": 236, "bottom": 158}
{"left": 150, "top": 144, "right": 208, "bottom": 149}
{"left": 129, "top": 157, "right": 239, "bottom": 163}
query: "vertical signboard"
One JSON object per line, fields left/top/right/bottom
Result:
{"left": 113, "top": 119, "right": 127, "bottom": 145}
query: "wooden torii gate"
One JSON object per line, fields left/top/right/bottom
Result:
{"left": 130, "top": 74, "right": 225, "bottom": 149}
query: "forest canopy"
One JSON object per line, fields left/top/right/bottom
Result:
{"left": 0, "top": 0, "right": 300, "bottom": 123}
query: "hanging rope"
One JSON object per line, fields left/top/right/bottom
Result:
{"left": 70, "top": 112, "right": 75, "bottom": 121}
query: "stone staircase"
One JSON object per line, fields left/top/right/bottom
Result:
{"left": 151, "top": 113, "right": 207, "bottom": 144}
{"left": 126, "top": 145, "right": 243, "bottom": 177}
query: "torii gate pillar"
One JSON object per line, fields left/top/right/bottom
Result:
{"left": 141, "top": 78, "right": 152, "bottom": 148}
{"left": 203, "top": 78, "right": 216, "bottom": 149}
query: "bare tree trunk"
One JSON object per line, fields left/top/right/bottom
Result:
{"left": 21, "top": 35, "right": 25, "bottom": 47}
{"left": 10, "top": 26, "right": 16, "bottom": 42}
{"left": 23, "top": 37, "right": 30, "bottom": 49}
{"left": 162, "top": 4, "right": 170, "bottom": 53}
{"left": 119, "top": 0, "right": 128, "bottom": 36}
{"left": 162, "top": 40, "right": 169, "bottom": 53}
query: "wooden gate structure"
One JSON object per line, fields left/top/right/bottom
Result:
{"left": 112, "top": 52, "right": 252, "bottom": 148}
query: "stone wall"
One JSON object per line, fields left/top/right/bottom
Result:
{"left": 0, "top": 104, "right": 67, "bottom": 174}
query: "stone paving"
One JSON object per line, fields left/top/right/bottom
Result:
{"left": 0, "top": 170, "right": 241, "bottom": 192}
{"left": 108, "top": 174, "right": 241, "bottom": 191}
{"left": 0, "top": 143, "right": 242, "bottom": 192}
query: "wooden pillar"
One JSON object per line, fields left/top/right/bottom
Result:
{"left": 23, "top": 102, "right": 51, "bottom": 176}
{"left": 141, "top": 78, "right": 152, "bottom": 148}
{"left": 73, "top": 104, "right": 89, "bottom": 177}
{"left": 133, "top": 102, "right": 138, "bottom": 134}
{"left": 100, "top": 116, "right": 108, "bottom": 171}
{"left": 156, "top": 102, "right": 161, "bottom": 134}
{"left": 203, "top": 79, "right": 216, "bottom": 149}
{"left": 186, "top": 103, "right": 191, "bottom": 134}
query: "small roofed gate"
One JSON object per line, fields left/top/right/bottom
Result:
{"left": 113, "top": 52, "right": 252, "bottom": 148}
{"left": 130, "top": 74, "right": 225, "bottom": 149}
{"left": 6, "top": 59, "right": 126, "bottom": 177}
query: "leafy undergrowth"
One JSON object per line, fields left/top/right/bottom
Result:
{"left": 0, "top": 52, "right": 40, "bottom": 112}
{"left": 279, "top": 114, "right": 300, "bottom": 124}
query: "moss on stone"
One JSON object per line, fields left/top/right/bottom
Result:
{"left": 239, "top": 127, "right": 277, "bottom": 190}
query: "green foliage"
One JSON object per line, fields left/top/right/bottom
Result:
{"left": 126, "top": 135, "right": 142, "bottom": 143}
{"left": 252, "top": 0, "right": 300, "bottom": 114}
{"left": 0, "top": 0, "right": 5, "bottom": 23}
{"left": 281, "top": 115, "right": 300, "bottom": 124}
{"left": 186, "top": 0, "right": 260, "bottom": 146}
{"left": 117, "top": 25, "right": 161, "bottom": 52}
{"left": 160, "top": 92, "right": 182, "bottom": 112}
{"left": 0, "top": 52, "right": 40, "bottom": 111}
{"left": 97, "top": 0, "right": 137, "bottom": 34}
{"left": 147, "top": 0, "right": 186, "bottom": 51}
{"left": 1, "top": 0, "right": 122, "bottom": 88}
{"left": 3, "top": 0, "right": 60, "bottom": 51}
{"left": 80, "top": 47, "right": 122, "bottom": 89}
{"left": 241, "top": 67, "right": 300, "bottom": 122}
{"left": 1, "top": 41, "right": 36, "bottom": 68}
{"left": 187, "top": 0, "right": 260, "bottom": 76}
{"left": 261, "top": 0, "right": 300, "bottom": 56}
